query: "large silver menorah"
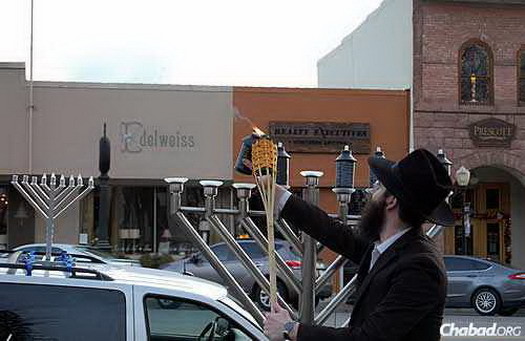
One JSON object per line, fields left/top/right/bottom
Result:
{"left": 11, "top": 173, "right": 94, "bottom": 261}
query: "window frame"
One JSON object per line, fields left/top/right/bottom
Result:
{"left": 518, "top": 46, "right": 525, "bottom": 106}
{"left": 458, "top": 39, "right": 494, "bottom": 106}
{"left": 143, "top": 293, "right": 257, "bottom": 341}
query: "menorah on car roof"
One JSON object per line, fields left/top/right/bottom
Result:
{"left": 11, "top": 173, "right": 94, "bottom": 262}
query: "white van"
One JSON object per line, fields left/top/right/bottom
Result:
{"left": 0, "top": 262, "right": 267, "bottom": 340}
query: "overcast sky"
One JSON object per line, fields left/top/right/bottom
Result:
{"left": 1, "top": 0, "right": 382, "bottom": 87}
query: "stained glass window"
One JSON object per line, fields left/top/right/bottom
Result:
{"left": 518, "top": 47, "right": 525, "bottom": 104}
{"left": 460, "top": 41, "right": 492, "bottom": 104}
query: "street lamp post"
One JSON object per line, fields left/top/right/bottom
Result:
{"left": 96, "top": 123, "right": 112, "bottom": 251}
{"left": 455, "top": 166, "right": 471, "bottom": 255}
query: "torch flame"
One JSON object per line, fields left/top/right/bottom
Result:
{"left": 253, "top": 127, "right": 266, "bottom": 136}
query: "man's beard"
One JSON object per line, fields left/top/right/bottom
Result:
{"left": 357, "top": 196, "right": 386, "bottom": 243}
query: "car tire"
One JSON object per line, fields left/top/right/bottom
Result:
{"left": 254, "top": 281, "right": 288, "bottom": 311}
{"left": 472, "top": 288, "right": 501, "bottom": 316}
{"left": 499, "top": 307, "right": 519, "bottom": 316}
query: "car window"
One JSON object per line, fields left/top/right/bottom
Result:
{"left": 238, "top": 242, "right": 297, "bottom": 261}
{"left": 444, "top": 257, "right": 490, "bottom": 271}
{"left": 240, "top": 243, "right": 266, "bottom": 259}
{"left": 144, "top": 295, "right": 255, "bottom": 340}
{"left": 77, "top": 246, "right": 117, "bottom": 260}
{"left": 211, "top": 244, "right": 234, "bottom": 262}
{"left": 0, "top": 283, "right": 126, "bottom": 340}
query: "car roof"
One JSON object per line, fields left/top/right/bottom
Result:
{"left": 0, "top": 263, "right": 228, "bottom": 301}
{"left": 13, "top": 243, "right": 84, "bottom": 250}
{"left": 104, "top": 265, "right": 228, "bottom": 299}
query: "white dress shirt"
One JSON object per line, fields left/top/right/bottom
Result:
{"left": 369, "top": 227, "right": 411, "bottom": 272}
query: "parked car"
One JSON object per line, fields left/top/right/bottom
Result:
{"left": 444, "top": 255, "right": 525, "bottom": 316}
{"left": 11, "top": 243, "right": 141, "bottom": 267}
{"left": 0, "top": 259, "right": 266, "bottom": 340}
{"left": 161, "top": 239, "right": 332, "bottom": 310}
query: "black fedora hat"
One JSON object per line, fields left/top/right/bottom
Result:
{"left": 368, "top": 149, "right": 454, "bottom": 226}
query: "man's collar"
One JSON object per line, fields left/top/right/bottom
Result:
{"left": 374, "top": 227, "right": 412, "bottom": 254}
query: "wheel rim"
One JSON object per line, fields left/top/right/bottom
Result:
{"left": 259, "top": 291, "right": 270, "bottom": 309}
{"left": 475, "top": 291, "right": 496, "bottom": 313}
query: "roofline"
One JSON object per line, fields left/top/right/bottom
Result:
{"left": 31, "top": 80, "right": 233, "bottom": 93}
{"left": 424, "top": 0, "right": 525, "bottom": 4}
{"left": 0, "top": 62, "right": 26, "bottom": 70}
{"left": 234, "top": 86, "right": 410, "bottom": 96}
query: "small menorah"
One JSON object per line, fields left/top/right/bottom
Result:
{"left": 11, "top": 173, "right": 94, "bottom": 261}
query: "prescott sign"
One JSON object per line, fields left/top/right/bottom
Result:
{"left": 469, "top": 118, "right": 516, "bottom": 148}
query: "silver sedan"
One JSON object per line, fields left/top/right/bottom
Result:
{"left": 444, "top": 255, "right": 525, "bottom": 316}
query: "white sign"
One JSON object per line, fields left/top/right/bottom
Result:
{"left": 441, "top": 323, "right": 522, "bottom": 338}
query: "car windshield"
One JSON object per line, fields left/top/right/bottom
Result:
{"left": 75, "top": 246, "right": 117, "bottom": 260}
{"left": 219, "top": 295, "right": 261, "bottom": 330}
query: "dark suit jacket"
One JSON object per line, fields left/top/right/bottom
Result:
{"left": 281, "top": 195, "right": 447, "bottom": 341}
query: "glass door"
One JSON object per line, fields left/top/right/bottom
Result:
{"left": 486, "top": 222, "right": 501, "bottom": 262}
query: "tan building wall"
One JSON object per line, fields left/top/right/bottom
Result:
{"left": 0, "top": 63, "right": 29, "bottom": 174}
{"left": 30, "top": 82, "right": 233, "bottom": 180}
{"left": 0, "top": 64, "right": 234, "bottom": 246}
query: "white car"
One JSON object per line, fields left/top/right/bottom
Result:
{"left": 11, "top": 243, "right": 142, "bottom": 267}
{"left": 0, "top": 261, "right": 267, "bottom": 340}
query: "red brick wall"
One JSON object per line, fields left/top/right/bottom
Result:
{"left": 413, "top": 0, "right": 525, "bottom": 176}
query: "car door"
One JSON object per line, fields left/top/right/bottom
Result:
{"left": 445, "top": 257, "right": 486, "bottom": 306}
{"left": 133, "top": 286, "right": 266, "bottom": 340}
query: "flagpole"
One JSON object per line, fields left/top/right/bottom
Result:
{"left": 28, "top": 0, "right": 35, "bottom": 174}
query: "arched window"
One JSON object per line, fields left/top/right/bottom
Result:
{"left": 519, "top": 47, "right": 525, "bottom": 104}
{"left": 459, "top": 40, "right": 493, "bottom": 105}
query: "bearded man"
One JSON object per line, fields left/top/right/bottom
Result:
{"left": 264, "top": 149, "right": 453, "bottom": 341}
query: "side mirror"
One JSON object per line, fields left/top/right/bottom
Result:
{"left": 214, "top": 317, "right": 231, "bottom": 337}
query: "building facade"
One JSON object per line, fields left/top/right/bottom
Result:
{"left": 317, "top": 0, "right": 525, "bottom": 269}
{"left": 233, "top": 87, "right": 410, "bottom": 213}
{"left": 0, "top": 62, "right": 234, "bottom": 253}
{"left": 0, "top": 63, "right": 409, "bottom": 257}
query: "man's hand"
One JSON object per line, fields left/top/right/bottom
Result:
{"left": 264, "top": 302, "right": 296, "bottom": 341}
{"left": 258, "top": 175, "right": 287, "bottom": 196}
{"left": 258, "top": 175, "right": 290, "bottom": 218}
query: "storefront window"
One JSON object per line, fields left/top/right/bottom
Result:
{"left": 113, "top": 186, "right": 167, "bottom": 254}
{"left": 0, "top": 187, "right": 8, "bottom": 249}
{"left": 487, "top": 223, "right": 500, "bottom": 262}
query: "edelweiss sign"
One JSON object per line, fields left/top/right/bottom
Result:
{"left": 441, "top": 323, "right": 522, "bottom": 338}
{"left": 120, "top": 121, "right": 196, "bottom": 153}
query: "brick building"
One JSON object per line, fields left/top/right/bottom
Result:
{"left": 318, "top": 0, "right": 525, "bottom": 269}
